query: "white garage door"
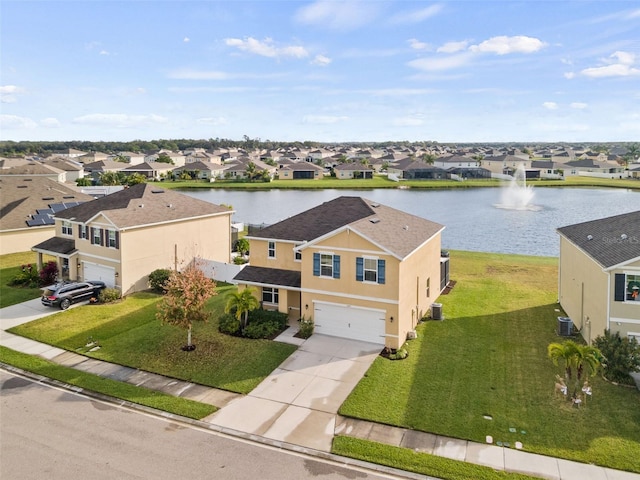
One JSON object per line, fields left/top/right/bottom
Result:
{"left": 83, "top": 262, "right": 116, "bottom": 287}
{"left": 313, "top": 302, "right": 386, "bottom": 345}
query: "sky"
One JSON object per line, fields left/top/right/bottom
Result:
{"left": 1, "top": 1, "right": 639, "bottom": 143}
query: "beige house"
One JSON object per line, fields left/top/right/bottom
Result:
{"left": 557, "top": 211, "right": 640, "bottom": 344}
{"left": 234, "top": 196, "right": 446, "bottom": 349}
{"left": 0, "top": 177, "right": 94, "bottom": 255}
{"left": 32, "top": 184, "right": 233, "bottom": 295}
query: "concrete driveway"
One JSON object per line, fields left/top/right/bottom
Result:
{"left": 0, "top": 298, "right": 61, "bottom": 330}
{"left": 208, "top": 334, "right": 381, "bottom": 451}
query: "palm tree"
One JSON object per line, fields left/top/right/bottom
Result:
{"left": 548, "top": 340, "right": 603, "bottom": 398}
{"left": 623, "top": 144, "right": 639, "bottom": 168}
{"left": 422, "top": 153, "right": 436, "bottom": 165}
{"left": 225, "top": 288, "right": 260, "bottom": 330}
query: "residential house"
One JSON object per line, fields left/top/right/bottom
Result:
{"left": 387, "top": 160, "right": 447, "bottom": 180}
{"left": 530, "top": 160, "right": 564, "bottom": 179}
{"left": 482, "top": 155, "right": 531, "bottom": 175}
{"left": 557, "top": 211, "right": 640, "bottom": 344}
{"left": 0, "top": 177, "right": 94, "bottom": 255}
{"left": 224, "top": 157, "right": 276, "bottom": 180}
{"left": 83, "top": 159, "right": 127, "bottom": 182}
{"left": 562, "top": 159, "right": 625, "bottom": 178}
{"left": 122, "top": 161, "right": 174, "bottom": 181}
{"left": 32, "top": 184, "right": 233, "bottom": 294}
{"left": 433, "top": 155, "right": 477, "bottom": 169}
{"left": 0, "top": 162, "right": 67, "bottom": 183}
{"left": 40, "top": 157, "right": 85, "bottom": 183}
{"left": 277, "top": 161, "right": 324, "bottom": 180}
{"left": 234, "top": 196, "right": 446, "bottom": 349}
{"left": 172, "top": 161, "right": 227, "bottom": 181}
{"left": 333, "top": 162, "right": 374, "bottom": 179}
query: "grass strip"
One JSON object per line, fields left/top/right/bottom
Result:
{"left": 0, "top": 346, "right": 217, "bottom": 420}
{"left": 332, "top": 436, "right": 541, "bottom": 480}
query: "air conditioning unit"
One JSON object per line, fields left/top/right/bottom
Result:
{"left": 407, "top": 330, "right": 418, "bottom": 340}
{"left": 557, "top": 317, "right": 573, "bottom": 336}
{"left": 431, "top": 303, "right": 443, "bottom": 321}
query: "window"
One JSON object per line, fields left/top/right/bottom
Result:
{"left": 92, "top": 227, "right": 101, "bottom": 245}
{"left": 313, "top": 253, "right": 340, "bottom": 279}
{"left": 294, "top": 245, "right": 302, "bottom": 261}
{"left": 268, "top": 241, "right": 276, "bottom": 258}
{"left": 616, "top": 273, "right": 640, "bottom": 302}
{"left": 107, "top": 229, "right": 117, "bottom": 248}
{"left": 61, "top": 220, "right": 72, "bottom": 236}
{"left": 426, "top": 277, "right": 431, "bottom": 297}
{"left": 356, "top": 257, "right": 385, "bottom": 284}
{"left": 262, "top": 287, "right": 279, "bottom": 304}
{"left": 79, "top": 225, "right": 88, "bottom": 239}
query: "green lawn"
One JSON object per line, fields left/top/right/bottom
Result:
{"left": 0, "top": 251, "right": 54, "bottom": 308}
{"left": 0, "top": 346, "right": 216, "bottom": 419}
{"left": 339, "top": 251, "right": 640, "bottom": 473}
{"left": 8, "top": 285, "right": 297, "bottom": 394}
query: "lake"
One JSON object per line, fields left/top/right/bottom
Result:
{"left": 179, "top": 186, "right": 640, "bottom": 257}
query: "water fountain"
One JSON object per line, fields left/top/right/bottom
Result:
{"left": 495, "top": 164, "right": 540, "bottom": 211}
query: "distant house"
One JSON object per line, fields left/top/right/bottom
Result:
{"left": 234, "top": 196, "right": 446, "bottom": 349}
{"left": 530, "top": 160, "right": 564, "bottom": 179}
{"left": 0, "top": 162, "right": 67, "bottom": 183}
{"left": 172, "top": 161, "right": 227, "bottom": 181}
{"left": 557, "top": 211, "right": 640, "bottom": 344}
{"left": 277, "top": 161, "right": 324, "bottom": 180}
{"left": 40, "top": 157, "right": 85, "bottom": 183}
{"left": 387, "top": 160, "right": 447, "bottom": 180}
{"left": 483, "top": 155, "right": 530, "bottom": 175}
{"left": 122, "top": 161, "right": 174, "bottom": 181}
{"left": 333, "top": 162, "right": 374, "bottom": 179}
{"left": 433, "top": 155, "right": 477, "bottom": 169}
{"left": 32, "top": 184, "right": 233, "bottom": 295}
{"left": 0, "top": 177, "right": 94, "bottom": 255}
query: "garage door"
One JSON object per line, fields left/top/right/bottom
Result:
{"left": 83, "top": 262, "right": 116, "bottom": 287}
{"left": 313, "top": 302, "right": 386, "bottom": 345}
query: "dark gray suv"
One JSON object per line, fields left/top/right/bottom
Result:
{"left": 41, "top": 281, "right": 107, "bottom": 310}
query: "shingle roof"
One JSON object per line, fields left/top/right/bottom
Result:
{"left": 557, "top": 210, "right": 640, "bottom": 269}
{"left": 32, "top": 236, "right": 77, "bottom": 255}
{"left": 233, "top": 266, "right": 301, "bottom": 288}
{"left": 54, "top": 183, "right": 231, "bottom": 229}
{"left": 251, "top": 196, "right": 444, "bottom": 260}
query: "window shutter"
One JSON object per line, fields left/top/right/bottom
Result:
{"left": 78, "top": 225, "right": 82, "bottom": 238}
{"left": 100, "top": 229, "right": 105, "bottom": 246}
{"left": 313, "top": 253, "right": 320, "bottom": 276}
{"left": 333, "top": 255, "right": 340, "bottom": 279}
{"left": 115, "top": 231, "right": 120, "bottom": 249}
{"left": 378, "top": 259, "right": 385, "bottom": 284}
{"left": 614, "top": 274, "right": 626, "bottom": 302}
{"left": 91, "top": 227, "right": 96, "bottom": 243}
{"left": 356, "top": 257, "right": 364, "bottom": 282}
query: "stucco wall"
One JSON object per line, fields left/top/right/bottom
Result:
{"left": 3, "top": 227, "right": 55, "bottom": 255}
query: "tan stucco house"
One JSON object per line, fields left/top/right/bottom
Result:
{"left": 234, "top": 196, "right": 446, "bottom": 349}
{"left": 557, "top": 210, "right": 640, "bottom": 344}
{"left": 32, "top": 183, "right": 233, "bottom": 295}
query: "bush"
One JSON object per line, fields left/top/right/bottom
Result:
{"left": 233, "top": 256, "right": 248, "bottom": 265}
{"left": 248, "top": 309, "right": 288, "bottom": 329}
{"left": 9, "top": 264, "right": 40, "bottom": 288}
{"left": 99, "top": 288, "right": 122, "bottom": 304}
{"left": 148, "top": 268, "right": 172, "bottom": 292}
{"left": 218, "top": 313, "right": 241, "bottom": 336}
{"left": 243, "top": 309, "right": 288, "bottom": 339}
{"left": 593, "top": 330, "right": 640, "bottom": 385}
{"left": 39, "top": 261, "right": 58, "bottom": 286}
{"left": 298, "top": 316, "right": 314, "bottom": 339}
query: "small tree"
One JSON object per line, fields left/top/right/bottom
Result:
{"left": 148, "top": 268, "right": 172, "bottom": 293}
{"left": 156, "top": 263, "right": 217, "bottom": 351}
{"left": 235, "top": 238, "right": 249, "bottom": 257}
{"left": 548, "top": 340, "right": 603, "bottom": 399}
{"left": 39, "top": 261, "right": 58, "bottom": 285}
{"left": 225, "top": 287, "right": 259, "bottom": 331}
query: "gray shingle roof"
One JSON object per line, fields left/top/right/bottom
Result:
{"left": 55, "top": 183, "right": 231, "bottom": 229}
{"left": 32, "top": 236, "right": 76, "bottom": 255}
{"left": 250, "top": 196, "right": 444, "bottom": 260}
{"left": 233, "top": 266, "right": 301, "bottom": 288}
{"left": 557, "top": 210, "right": 640, "bottom": 268}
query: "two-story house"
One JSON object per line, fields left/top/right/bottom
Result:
{"left": 32, "top": 183, "right": 233, "bottom": 295}
{"left": 233, "top": 196, "right": 446, "bottom": 349}
{"left": 557, "top": 210, "right": 640, "bottom": 344}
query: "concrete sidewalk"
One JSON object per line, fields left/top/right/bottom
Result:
{"left": 1, "top": 299, "right": 639, "bottom": 480}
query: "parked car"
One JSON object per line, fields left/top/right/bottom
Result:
{"left": 41, "top": 281, "right": 107, "bottom": 310}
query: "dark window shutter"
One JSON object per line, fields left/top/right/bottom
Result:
{"left": 614, "top": 274, "right": 626, "bottom": 302}
{"left": 378, "top": 259, "right": 385, "bottom": 284}
{"left": 100, "top": 229, "right": 105, "bottom": 246}
{"left": 115, "top": 231, "right": 120, "bottom": 249}
{"left": 91, "top": 227, "right": 96, "bottom": 244}
{"left": 78, "top": 225, "right": 82, "bottom": 238}
{"left": 356, "top": 257, "right": 364, "bottom": 282}
{"left": 333, "top": 255, "right": 340, "bottom": 279}
{"left": 313, "top": 253, "right": 320, "bottom": 276}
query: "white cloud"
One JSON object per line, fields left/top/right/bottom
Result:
{"left": 392, "top": 115, "right": 424, "bottom": 126}
{"left": 570, "top": 102, "right": 588, "bottom": 109}
{"left": 302, "top": 115, "right": 348, "bottom": 124}
{"left": 390, "top": 4, "right": 443, "bottom": 24}
{"left": 408, "top": 53, "right": 473, "bottom": 72}
{"left": 99, "top": 50, "right": 110, "bottom": 56}
{"left": 41, "top": 117, "right": 61, "bottom": 128}
{"left": 0, "top": 85, "right": 23, "bottom": 94}
{"left": 225, "top": 37, "right": 308, "bottom": 59}
{"left": 469, "top": 35, "right": 546, "bottom": 55}
{"left": 311, "top": 54, "right": 332, "bottom": 66}
{"left": 564, "top": 72, "right": 576, "bottom": 79}
{"left": 0, "top": 114, "right": 37, "bottom": 129}
{"left": 408, "top": 38, "right": 430, "bottom": 51}
{"left": 437, "top": 40, "right": 469, "bottom": 54}
{"left": 183, "top": 37, "right": 190, "bottom": 43}
{"left": 542, "top": 102, "right": 558, "bottom": 110}
{"left": 294, "top": 0, "right": 381, "bottom": 30}
{"left": 197, "top": 117, "right": 227, "bottom": 125}
{"left": 611, "top": 51, "right": 635, "bottom": 65}
{"left": 580, "top": 51, "right": 640, "bottom": 78}
{"left": 72, "top": 114, "right": 168, "bottom": 128}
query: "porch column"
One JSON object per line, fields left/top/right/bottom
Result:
{"left": 36, "top": 252, "right": 43, "bottom": 270}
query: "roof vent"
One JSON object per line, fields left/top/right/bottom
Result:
{"left": 42, "top": 197, "right": 54, "bottom": 200}
{"left": 151, "top": 189, "right": 164, "bottom": 194}
{"left": 139, "top": 204, "right": 144, "bottom": 208}
{"left": 63, "top": 195, "right": 75, "bottom": 199}
{"left": 403, "top": 225, "right": 409, "bottom": 230}
{"left": 369, "top": 218, "right": 380, "bottom": 224}
{"left": 371, "top": 203, "right": 380, "bottom": 208}
{"left": 621, "top": 234, "right": 628, "bottom": 240}
{"left": 587, "top": 235, "right": 593, "bottom": 241}
{"left": 167, "top": 204, "right": 173, "bottom": 208}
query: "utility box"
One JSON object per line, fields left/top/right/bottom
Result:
{"left": 557, "top": 317, "right": 573, "bottom": 336}
{"left": 431, "top": 303, "right": 443, "bottom": 321}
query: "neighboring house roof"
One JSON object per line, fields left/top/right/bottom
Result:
{"left": 0, "top": 177, "right": 94, "bottom": 232}
{"left": 40, "top": 157, "right": 83, "bottom": 172}
{"left": 54, "top": 183, "right": 232, "bottom": 229}
{"left": 563, "top": 159, "right": 602, "bottom": 168}
{"left": 32, "top": 236, "right": 77, "bottom": 255}
{"left": 234, "top": 265, "right": 302, "bottom": 288}
{"left": 557, "top": 210, "right": 640, "bottom": 269}
{"left": 0, "top": 163, "right": 64, "bottom": 176}
{"left": 334, "top": 162, "right": 373, "bottom": 171}
{"left": 173, "top": 161, "right": 223, "bottom": 172}
{"left": 279, "top": 162, "right": 324, "bottom": 172}
{"left": 250, "top": 196, "right": 444, "bottom": 260}
{"left": 83, "top": 160, "right": 127, "bottom": 172}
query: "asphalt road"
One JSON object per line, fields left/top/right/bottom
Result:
{"left": 0, "top": 370, "right": 403, "bottom": 480}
